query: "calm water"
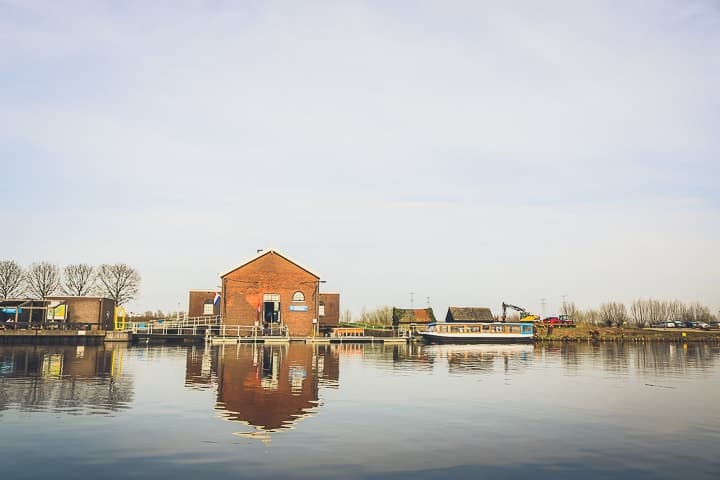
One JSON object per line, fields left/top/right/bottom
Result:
{"left": 1, "top": 341, "right": 719, "bottom": 479}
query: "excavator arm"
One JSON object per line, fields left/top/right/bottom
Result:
{"left": 501, "top": 302, "right": 539, "bottom": 322}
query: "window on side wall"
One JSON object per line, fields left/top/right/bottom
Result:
{"left": 292, "top": 291, "right": 305, "bottom": 302}
{"left": 319, "top": 302, "right": 325, "bottom": 316}
{"left": 203, "top": 300, "right": 213, "bottom": 315}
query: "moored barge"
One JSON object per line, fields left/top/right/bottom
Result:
{"left": 418, "top": 321, "right": 534, "bottom": 344}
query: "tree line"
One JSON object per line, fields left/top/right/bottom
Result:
{"left": 346, "top": 299, "right": 717, "bottom": 329}
{"left": 0, "top": 260, "right": 141, "bottom": 306}
{"left": 561, "top": 299, "right": 717, "bottom": 327}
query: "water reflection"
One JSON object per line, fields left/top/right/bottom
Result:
{"left": 0, "top": 344, "right": 133, "bottom": 414}
{"left": 185, "top": 343, "right": 340, "bottom": 438}
{"left": 536, "top": 342, "right": 719, "bottom": 376}
{"left": 424, "top": 343, "right": 535, "bottom": 374}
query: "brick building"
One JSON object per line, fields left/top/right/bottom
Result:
{"left": 45, "top": 296, "right": 116, "bottom": 330}
{"left": 221, "top": 249, "right": 338, "bottom": 337}
{"left": 187, "top": 290, "right": 221, "bottom": 318}
{"left": 317, "top": 292, "right": 340, "bottom": 334}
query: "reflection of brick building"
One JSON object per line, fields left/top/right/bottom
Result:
{"left": 214, "top": 344, "right": 339, "bottom": 431}
{"left": 221, "top": 249, "right": 338, "bottom": 337}
{"left": 0, "top": 345, "right": 133, "bottom": 412}
{"left": 187, "top": 290, "right": 220, "bottom": 318}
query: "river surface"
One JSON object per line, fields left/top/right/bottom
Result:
{"left": 1, "top": 342, "right": 718, "bottom": 479}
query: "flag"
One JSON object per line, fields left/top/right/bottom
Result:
{"left": 213, "top": 292, "right": 221, "bottom": 305}
{"left": 257, "top": 301, "right": 261, "bottom": 313}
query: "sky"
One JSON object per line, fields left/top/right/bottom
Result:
{"left": 1, "top": 0, "right": 719, "bottom": 318}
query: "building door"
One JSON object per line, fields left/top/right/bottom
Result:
{"left": 263, "top": 294, "right": 280, "bottom": 323}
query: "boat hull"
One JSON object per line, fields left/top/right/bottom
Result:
{"left": 418, "top": 332, "right": 533, "bottom": 344}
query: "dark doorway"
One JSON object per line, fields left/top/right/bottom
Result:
{"left": 264, "top": 301, "right": 280, "bottom": 323}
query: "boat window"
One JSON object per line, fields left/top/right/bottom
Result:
{"left": 482, "top": 324, "right": 490, "bottom": 331}
{"left": 494, "top": 325, "right": 503, "bottom": 333}
{"left": 522, "top": 325, "right": 532, "bottom": 334}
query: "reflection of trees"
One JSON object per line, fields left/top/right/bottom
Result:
{"left": 538, "top": 343, "right": 718, "bottom": 375}
{"left": 634, "top": 343, "right": 717, "bottom": 374}
{"left": 0, "top": 345, "right": 133, "bottom": 414}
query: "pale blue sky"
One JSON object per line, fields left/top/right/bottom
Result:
{"left": 1, "top": 0, "right": 718, "bottom": 317}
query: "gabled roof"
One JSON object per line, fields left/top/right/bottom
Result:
{"left": 446, "top": 307, "right": 494, "bottom": 322}
{"left": 392, "top": 308, "right": 436, "bottom": 325}
{"left": 221, "top": 249, "right": 321, "bottom": 279}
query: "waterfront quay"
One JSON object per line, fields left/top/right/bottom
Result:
{"left": 0, "top": 329, "right": 107, "bottom": 344}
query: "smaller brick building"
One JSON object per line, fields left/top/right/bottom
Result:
{"left": 188, "top": 290, "right": 221, "bottom": 318}
{"left": 318, "top": 292, "right": 340, "bottom": 334}
{"left": 45, "top": 296, "right": 116, "bottom": 330}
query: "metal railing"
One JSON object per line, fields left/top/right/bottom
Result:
{"left": 207, "top": 324, "right": 289, "bottom": 339}
{"left": 129, "top": 316, "right": 221, "bottom": 336}
{"left": 128, "top": 317, "right": 289, "bottom": 339}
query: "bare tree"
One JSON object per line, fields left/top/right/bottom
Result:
{"left": 357, "top": 305, "right": 393, "bottom": 326}
{"left": 96, "top": 263, "right": 140, "bottom": 306}
{"left": 580, "top": 308, "right": 601, "bottom": 325}
{"left": 63, "top": 264, "right": 97, "bottom": 296}
{"left": 0, "top": 260, "right": 26, "bottom": 299}
{"left": 684, "top": 302, "right": 712, "bottom": 323}
{"left": 561, "top": 301, "right": 578, "bottom": 320}
{"left": 26, "top": 261, "right": 61, "bottom": 299}
{"left": 630, "top": 299, "right": 649, "bottom": 327}
{"left": 599, "top": 302, "right": 627, "bottom": 327}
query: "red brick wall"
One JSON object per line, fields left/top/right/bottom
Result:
{"left": 318, "top": 293, "right": 340, "bottom": 329}
{"left": 222, "top": 251, "right": 318, "bottom": 336}
{"left": 188, "top": 291, "right": 220, "bottom": 317}
{"left": 46, "top": 297, "right": 115, "bottom": 330}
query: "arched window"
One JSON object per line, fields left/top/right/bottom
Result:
{"left": 292, "top": 291, "right": 305, "bottom": 302}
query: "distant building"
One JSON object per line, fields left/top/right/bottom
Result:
{"left": 45, "top": 296, "right": 116, "bottom": 330}
{"left": 220, "top": 249, "right": 337, "bottom": 337}
{"left": 0, "top": 299, "right": 46, "bottom": 327}
{"left": 318, "top": 292, "right": 340, "bottom": 334}
{"left": 445, "top": 307, "right": 494, "bottom": 323}
{"left": 392, "top": 308, "right": 436, "bottom": 332}
{"left": 187, "top": 290, "right": 221, "bottom": 318}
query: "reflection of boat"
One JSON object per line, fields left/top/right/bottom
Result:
{"left": 425, "top": 343, "right": 534, "bottom": 374}
{"left": 423, "top": 343, "right": 534, "bottom": 356}
{"left": 418, "top": 322, "right": 534, "bottom": 344}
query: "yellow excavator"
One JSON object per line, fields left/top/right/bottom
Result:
{"left": 501, "top": 302, "right": 540, "bottom": 323}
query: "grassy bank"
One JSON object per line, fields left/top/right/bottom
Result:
{"left": 535, "top": 323, "right": 720, "bottom": 343}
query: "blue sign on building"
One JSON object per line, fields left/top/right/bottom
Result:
{"left": 289, "top": 305, "right": 308, "bottom": 312}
